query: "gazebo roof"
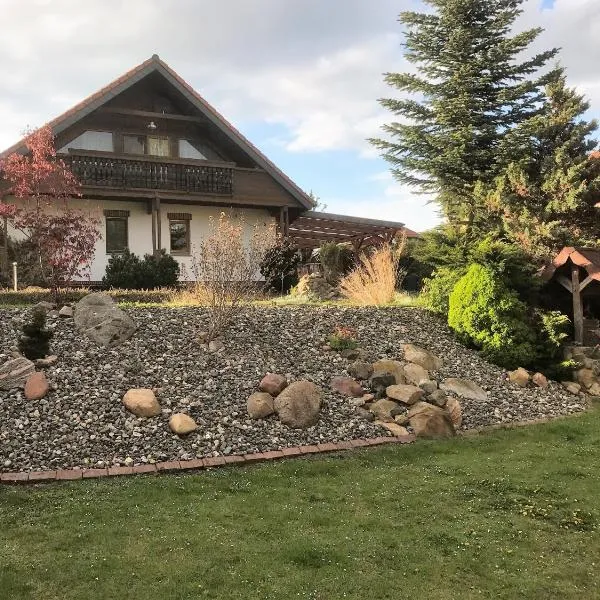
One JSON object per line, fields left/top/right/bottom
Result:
{"left": 288, "top": 210, "right": 407, "bottom": 250}
{"left": 541, "top": 246, "right": 600, "bottom": 282}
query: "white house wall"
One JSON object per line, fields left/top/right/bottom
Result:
{"left": 6, "top": 198, "right": 275, "bottom": 283}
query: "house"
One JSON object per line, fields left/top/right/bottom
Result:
{"left": 1, "top": 55, "right": 406, "bottom": 283}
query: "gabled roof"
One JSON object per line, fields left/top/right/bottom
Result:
{"left": 1, "top": 54, "right": 314, "bottom": 210}
{"left": 541, "top": 246, "right": 600, "bottom": 282}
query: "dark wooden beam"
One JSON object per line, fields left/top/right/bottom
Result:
{"left": 572, "top": 262, "right": 584, "bottom": 344}
{"left": 98, "top": 107, "right": 206, "bottom": 124}
{"left": 580, "top": 274, "right": 596, "bottom": 291}
{"left": 556, "top": 275, "right": 573, "bottom": 293}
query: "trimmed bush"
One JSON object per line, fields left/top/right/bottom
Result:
{"left": 102, "top": 249, "right": 180, "bottom": 290}
{"left": 260, "top": 239, "right": 301, "bottom": 293}
{"left": 448, "top": 264, "right": 537, "bottom": 369}
{"left": 420, "top": 267, "right": 464, "bottom": 316}
{"left": 18, "top": 305, "right": 53, "bottom": 359}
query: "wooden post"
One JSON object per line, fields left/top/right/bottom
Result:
{"left": 152, "top": 193, "right": 161, "bottom": 255}
{"left": 572, "top": 261, "right": 584, "bottom": 344}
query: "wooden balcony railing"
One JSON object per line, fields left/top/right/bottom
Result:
{"left": 64, "top": 151, "right": 233, "bottom": 195}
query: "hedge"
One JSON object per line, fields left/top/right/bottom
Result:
{"left": 0, "top": 287, "right": 176, "bottom": 306}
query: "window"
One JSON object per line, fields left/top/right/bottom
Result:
{"left": 147, "top": 136, "right": 170, "bottom": 157}
{"left": 104, "top": 210, "right": 129, "bottom": 253}
{"left": 123, "top": 134, "right": 146, "bottom": 155}
{"left": 168, "top": 213, "right": 191, "bottom": 255}
{"left": 178, "top": 139, "right": 208, "bottom": 160}
{"left": 58, "top": 130, "right": 113, "bottom": 153}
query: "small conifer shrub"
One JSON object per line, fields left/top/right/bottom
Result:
{"left": 18, "top": 306, "right": 53, "bottom": 360}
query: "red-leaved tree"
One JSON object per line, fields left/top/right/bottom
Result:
{"left": 0, "top": 126, "right": 100, "bottom": 291}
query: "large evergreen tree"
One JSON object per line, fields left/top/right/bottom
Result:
{"left": 478, "top": 71, "right": 600, "bottom": 261}
{"left": 371, "top": 0, "right": 558, "bottom": 237}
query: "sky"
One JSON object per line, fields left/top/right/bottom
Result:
{"left": 1, "top": 0, "right": 599, "bottom": 232}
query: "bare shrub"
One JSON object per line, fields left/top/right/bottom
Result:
{"left": 187, "top": 212, "right": 276, "bottom": 339}
{"left": 340, "top": 237, "right": 406, "bottom": 306}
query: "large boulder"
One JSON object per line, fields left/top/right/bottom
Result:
{"left": 372, "top": 360, "right": 405, "bottom": 385}
{"left": 403, "top": 363, "right": 429, "bottom": 386}
{"left": 274, "top": 380, "right": 321, "bottom": 428}
{"left": 74, "top": 293, "right": 136, "bottom": 347}
{"left": 386, "top": 384, "right": 424, "bottom": 405}
{"left": 408, "top": 402, "right": 455, "bottom": 438}
{"left": 0, "top": 357, "right": 35, "bottom": 390}
{"left": 259, "top": 373, "right": 287, "bottom": 396}
{"left": 24, "top": 371, "right": 49, "bottom": 400}
{"left": 247, "top": 392, "right": 275, "bottom": 419}
{"left": 532, "top": 372, "right": 549, "bottom": 388}
{"left": 445, "top": 397, "right": 463, "bottom": 428}
{"left": 440, "top": 378, "right": 487, "bottom": 401}
{"left": 575, "top": 368, "right": 596, "bottom": 390}
{"left": 122, "top": 388, "right": 161, "bottom": 417}
{"left": 331, "top": 376, "right": 364, "bottom": 397}
{"left": 402, "top": 344, "right": 443, "bottom": 371}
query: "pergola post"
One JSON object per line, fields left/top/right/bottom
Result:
{"left": 571, "top": 261, "right": 584, "bottom": 344}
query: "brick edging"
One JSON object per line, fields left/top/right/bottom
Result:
{"left": 0, "top": 434, "right": 415, "bottom": 485}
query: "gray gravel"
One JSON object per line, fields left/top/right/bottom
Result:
{"left": 0, "top": 306, "right": 588, "bottom": 472}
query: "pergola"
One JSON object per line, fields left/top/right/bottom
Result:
{"left": 287, "top": 210, "right": 408, "bottom": 254}
{"left": 541, "top": 246, "right": 600, "bottom": 344}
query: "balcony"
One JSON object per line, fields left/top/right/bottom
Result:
{"left": 64, "top": 150, "right": 233, "bottom": 196}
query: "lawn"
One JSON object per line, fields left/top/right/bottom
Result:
{"left": 2, "top": 410, "right": 600, "bottom": 600}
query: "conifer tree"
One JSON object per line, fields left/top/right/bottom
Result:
{"left": 371, "top": 0, "right": 558, "bottom": 238}
{"left": 479, "top": 71, "right": 600, "bottom": 261}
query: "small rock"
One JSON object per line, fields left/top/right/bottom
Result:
{"left": 532, "top": 372, "right": 548, "bottom": 388}
{"left": 445, "top": 397, "right": 462, "bottom": 428}
{"left": 356, "top": 407, "right": 375, "bottom": 422}
{"left": 561, "top": 381, "right": 581, "bottom": 395}
{"left": 375, "top": 420, "right": 410, "bottom": 437}
{"left": 331, "top": 376, "right": 364, "bottom": 397}
{"left": 419, "top": 379, "right": 438, "bottom": 394}
{"left": 58, "top": 305, "right": 73, "bottom": 318}
{"left": 440, "top": 378, "right": 487, "bottom": 401}
{"left": 575, "top": 368, "right": 596, "bottom": 390}
{"left": 508, "top": 367, "right": 530, "bottom": 387}
{"left": 394, "top": 414, "right": 410, "bottom": 426}
{"left": 369, "top": 399, "right": 400, "bottom": 422}
{"left": 122, "top": 389, "right": 161, "bottom": 417}
{"left": 247, "top": 392, "right": 275, "bottom": 419}
{"left": 259, "top": 373, "right": 288, "bottom": 396}
{"left": 340, "top": 348, "right": 363, "bottom": 360}
{"left": 169, "top": 413, "right": 198, "bottom": 435}
{"left": 369, "top": 372, "right": 397, "bottom": 398}
{"left": 427, "top": 389, "right": 448, "bottom": 408}
{"left": 208, "top": 340, "right": 225, "bottom": 353}
{"left": 372, "top": 360, "right": 405, "bottom": 385}
{"left": 403, "top": 363, "right": 429, "bottom": 386}
{"left": 402, "top": 344, "right": 443, "bottom": 371}
{"left": 386, "top": 384, "right": 424, "bottom": 405}
{"left": 348, "top": 360, "right": 373, "bottom": 380}
{"left": 24, "top": 371, "right": 49, "bottom": 400}
{"left": 34, "top": 355, "right": 58, "bottom": 368}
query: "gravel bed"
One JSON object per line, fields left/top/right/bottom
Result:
{"left": 0, "top": 306, "right": 588, "bottom": 472}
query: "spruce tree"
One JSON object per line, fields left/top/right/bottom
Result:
{"left": 479, "top": 71, "right": 600, "bottom": 261}
{"left": 371, "top": 0, "right": 558, "bottom": 237}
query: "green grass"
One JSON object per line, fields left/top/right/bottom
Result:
{"left": 2, "top": 411, "right": 600, "bottom": 599}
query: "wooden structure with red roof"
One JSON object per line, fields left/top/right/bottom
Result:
{"left": 541, "top": 246, "right": 600, "bottom": 344}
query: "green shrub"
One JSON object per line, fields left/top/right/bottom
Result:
{"left": 328, "top": 326, "right": 358, "bottom": 351}
{"left": 18, "top": 305, "right": 53, "bottom": 359}
{"left": 420, "top": 267, "right": 465, "bottom": 316}
{"left": 102, "top": 250, "right": 179, "bottom": 290}
{"left": 318, "top": 243, "right": 354, "bottom": 285}
{"left": 260, "top": 239, "right": 301, "bottom": 293}
{"left": 448, "top": 264, "right": 537, "bottom": 369}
